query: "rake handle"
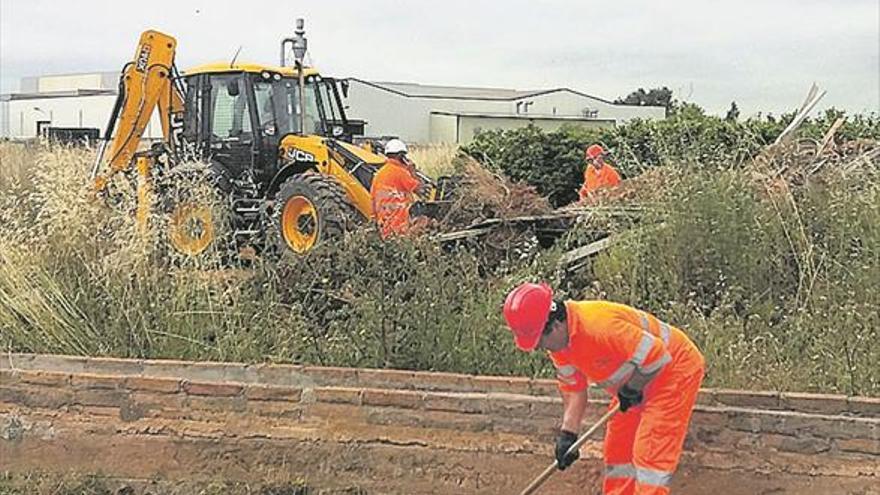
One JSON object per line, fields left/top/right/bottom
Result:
{"left": 519, "top": 405, "right": 619, "bottom": 495}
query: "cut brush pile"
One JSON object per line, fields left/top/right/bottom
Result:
{"left": 438, "top": 154, "right": 552, "bottom": 226}
{"left": 432, "top": 154, "right": 554, "bottom": 270}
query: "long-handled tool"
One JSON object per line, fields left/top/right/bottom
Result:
{"left": 519, "top": 405, "right": 619, "bottom": 495}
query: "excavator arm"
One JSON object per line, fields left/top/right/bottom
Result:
{"left": 91, "top": 30, "right": 183, "bottom": 191}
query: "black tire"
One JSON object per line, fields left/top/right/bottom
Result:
{"left": 272, "top": 172, "right": 352, "bottom": 255}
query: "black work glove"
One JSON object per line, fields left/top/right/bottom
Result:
{"left": 617, "top": 384, "right": 644, "bottom": 412}
{"left": 555, "top": 430, "right": 580, "bottom": 470}
{"left": 409, "top": 200, "right": 428, "bottom": 218}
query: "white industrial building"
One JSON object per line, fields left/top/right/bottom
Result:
{"left": 1, "top": 71, "right": 665, "bottom": 144}
{"left": 342, "top": 79, "right": 666, "bottom": 143}
{"left": 0, "top": 72, "right": 166, "bottom": 141}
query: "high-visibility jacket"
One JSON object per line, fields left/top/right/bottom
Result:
{"left": 579, "top": 163, "right": 622, "bottom": 200}
{"left": 549, "top": 301, "right": 705, "bottom": 495}
{"left": 370, "top": 157, "right": 421, "bottom": 238}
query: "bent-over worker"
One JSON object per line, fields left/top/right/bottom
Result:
{"left": 503, "top": 282, "right": 705, "bottom": 494}
{"left": 579, "top": 144, "right": 622, "bottom": 201}
{"left": 370, "top": 139, "right": 424, "bottom": 238}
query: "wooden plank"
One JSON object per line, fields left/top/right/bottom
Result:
{"left": 774, "top": 84, "right": 826, "bottom": 145}
{"left": 559, "top": 236, "right": 615, "bottom": 266}
{"left": 817, "top": 117, "right": 845, "bottom": 156}
{"left": 435, "top": 227, "right": 495, "bottom": 242}
{"left": 436, "top": 206, "right": 648, "bottom": 244}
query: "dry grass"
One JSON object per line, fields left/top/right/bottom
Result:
{"left": 0, "top": 144, "right": 132, "bottom": 355}
{"left": 409, "top": 143, "right": 459, "bottom": 178}
{"left": 0, "top": 143, "right": 258, "bottom": 358}
{"left": 2, "top": 138, "right": 878, "bottom": 395}
{"left": 0, "top": 141, "right": 38, "bottom": 192}
{"left": 0, "top": 141, "right": 549, "bottom": 376}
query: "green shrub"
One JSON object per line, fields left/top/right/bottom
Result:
{"left": 464, "top": 109, "right": 880, "bottom": 207}
{"left": 572, "top": 165, "right": 880, "bottom": 394}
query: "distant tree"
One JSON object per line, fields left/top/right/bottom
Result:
{"left": 615, "top": 87, "right": 675, "bottom": 110}
{"left": 615, "top": 86, "right": 710, "bottom": 118}
{"left": 661, "top": 101, "right": 706, "bottom": 120}
{"left": 725, "top": 101, "right": 740, "bottom": 122}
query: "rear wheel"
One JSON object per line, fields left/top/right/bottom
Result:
{"left": 273, "top": 172, "right": 352, "bottom": 254}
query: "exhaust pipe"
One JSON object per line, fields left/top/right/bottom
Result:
{"left": 280, "top": 18, "right": 308, "bottom": 135}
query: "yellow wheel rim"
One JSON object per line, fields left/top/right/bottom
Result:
{"left": 168, "top": 203, "right": 215, "bottom": 256}
{"left": 281, "top": 196, "right": 318, "bottom": 253}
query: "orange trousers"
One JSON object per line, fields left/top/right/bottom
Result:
{"left": 603, "top": 360, "right": 704, "bottom": 494}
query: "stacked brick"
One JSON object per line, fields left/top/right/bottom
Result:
{"left": 1, "top": 353, "right": 878, "bottom": 493}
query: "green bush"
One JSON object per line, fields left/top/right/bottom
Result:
{"left": 573, "top": 165, "right": 880, "bottom": 394}
{"left": 464, "top": 109, "right": 880, "bottom": 207}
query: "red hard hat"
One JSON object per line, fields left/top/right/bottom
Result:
{"left": 503, "top": 282, "right": 553, "bottom": 351}
{"left": 586, "top": 144, "right": 605, "bottom": 159}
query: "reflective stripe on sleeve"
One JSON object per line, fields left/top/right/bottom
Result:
{"left": 375, "top": 190, "right": 407, "bottom": 201}
{"left": 597, "top": 332, "right": 656, "bottom": 389}
{"left": 636, "top": 467, "right": 673, "bottom": 486}
{"left": 642, "top": 310, "right": 672, "bottom": 345}
{"left": 595, "top": 362, "right": 634, "bottom": 389}
{"left": 556, "top": 364, "right": 577, "bottom": 376}
{"left": 631, "top": 332, "right": 654, "bottom": 366}
{"left": 605, "top": 463, "right": 636, "bottom": 479}
{"left": 376, "top": 203, "right": 408, "bottom": 213}
{"left": 555, "top": 364, "right": 579, "bottom": 385}
{"left": 640, "top": 352, "right": 672, "bottom": 374}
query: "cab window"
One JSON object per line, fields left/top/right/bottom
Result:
{"left": 254, "top": 81, "right": 278, "bottom": 135}
{"left": 317, "top": 80, "right": 340, "bottom": 123}
{"left": 295, "top": 81, "right": 323, "bottom": 135}
{"left": 209, "top": 74, "right": 252, "bottom": 141}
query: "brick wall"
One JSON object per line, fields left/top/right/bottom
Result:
{"left": 1, "top": 354, "right": 878, "bottom": 494}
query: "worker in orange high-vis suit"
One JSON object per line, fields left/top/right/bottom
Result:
{"left": 579, "top": 144, "right": 622, "bottom": 201}
{"left": 370, "top": 139, "right": 424, "bottom": 238}
{"left": 503, "top": 283, "right": 705, "bottom": 494}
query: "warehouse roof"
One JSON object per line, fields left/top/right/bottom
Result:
{"left": 367, "top": 80, "right": 542, "bottom": 99}
{"left": 1, "top": 89, "right": 117, "bottom": 101}
{"left": 430, "top": 110, "right": 616, "bottom": 122}
{"left": 347, "top": 78, "right": 614, "bottom": 104}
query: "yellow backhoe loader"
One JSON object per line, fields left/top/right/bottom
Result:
{"left": 91, "top": 19, "right": 446, "bottom": 257}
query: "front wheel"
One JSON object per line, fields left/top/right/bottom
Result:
{"left": 272, "top": 172, "right": 352, "bottom": 255}
{"left": 155, "top": 164, "right": 231, "bottom": 263}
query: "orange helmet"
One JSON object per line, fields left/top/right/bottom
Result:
{"left": 585, "top": 144, "right": 605, "bottom": 159}
{"left": 503, "top": 282, "right": 553, "bottom": 351}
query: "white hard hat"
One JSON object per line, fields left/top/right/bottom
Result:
{"left": 384, "top": 139, "right": 408, "bottom": 155}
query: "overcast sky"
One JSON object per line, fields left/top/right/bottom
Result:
{"left": 1, "top": 0, "right": 878, "bottom": 116}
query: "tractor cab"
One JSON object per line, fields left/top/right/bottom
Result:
{"left": 179, "top": 63, "right": 362, "bottom": 183}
